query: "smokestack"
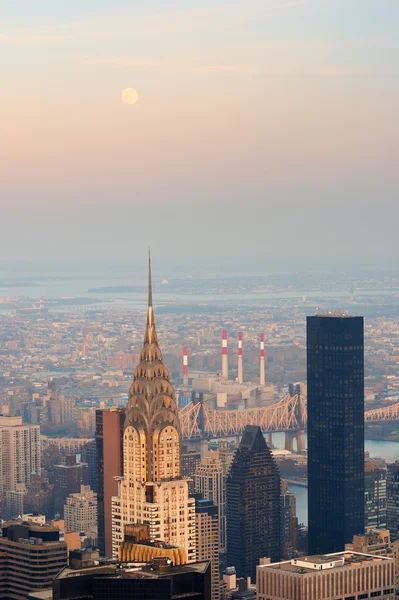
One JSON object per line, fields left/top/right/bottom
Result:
{"left": 222, "top": 330, "right": 228, "bottom": 379}
{"left": 260, "top": 332, "right": 265, "bottom": 386}
{"left": 237, "top": 332, "right": 243, "bottom": 384}
{"left": 183, "top": 346, "right": 189, "bottom": 388}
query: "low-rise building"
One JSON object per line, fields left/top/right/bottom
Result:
{"left": 257, "top": 552, "right": 395, "bottom": 600}
{"left": 346, "top": 529, "right": 399, "bottom": 592}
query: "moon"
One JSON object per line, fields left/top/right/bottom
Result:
{"left": 122, "top": 88, "right": 139, "bottom": 105}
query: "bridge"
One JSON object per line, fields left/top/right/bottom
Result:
{"left": 39, "top": 396, "right": 399, "bottom": 454}
{"left": 365, "top": 402, "right": 399, "bottom": 422}
{"left": 179, "top": 389, "right": 399, "bottom": 451}
{"left": 41, "top": 436, "right": 93, "bottom": 452}
{"left": 179, "top": 388, "right": 308, "bottom": 451}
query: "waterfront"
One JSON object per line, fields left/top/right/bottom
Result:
{"left": 271, "top": 434, "right": 399, "bottom": 526}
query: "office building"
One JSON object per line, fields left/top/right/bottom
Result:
{"left": 281, "top": 481, "right": 297, "bottom": 559}
{"left": 53, "top": 557, "right": 211, "bottom": 600}
{"left": 307, "top": 315, "right": 364, "bottom": 555}
{"left": 53, "top": 456, "right": 89, "bottom": 518}
{"left": 64, "top": 485, "right": 98, "bottom": 544}
{"left": 195, "top": 446, "right": 227, "bottom": 553}
{"left": 111, "top": 255, "right": 196, "bottom": 562}
{"left": 227, "top": 425, "right": 281, "bottom": 581}
{"left": 217, "top": 440, "right": 235, "bottom": 475}
{"left": 82, "top": 440, "right": 97, "bottom": 493}
{"left": 0, "top": 520, "right": 67, "bottom": 599}
{"left": 387, "top": 461, "right": 399, "bottom": 540}
{"left": 0, "top": 415, "right": 40, "bottom": 495}
{"left": 95, "top": 407, "right": 125, "bottom": 556}
{"left": 194, "top": 495, "right": 220, "bottom": 600}
{"left": 257, "top": 551, "right": 395, "bottom": 600}
{"left": 346, "top": 529, "right": 399, "bottom": 591}
{"left": 365, "top": 461, "right": 387, "bottom": 529}
{"left": 181, "top": 445, "right": 201, "bottom": 494}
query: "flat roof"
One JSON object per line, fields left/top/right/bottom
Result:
{"left": 56, "top": 560, "right": 210, "bottom": 581}
{"left": 2, "top": 521, "right": 60, "bottom": 533}
{"left": 259, "top": 552, "right": 391, "bottom": 575}
{"left": 56, "top": 565, "right": 117, "bottom": 580}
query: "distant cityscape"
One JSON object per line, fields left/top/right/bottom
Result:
{"left": 0, "top": 262, "right": 398, "bottom": 599}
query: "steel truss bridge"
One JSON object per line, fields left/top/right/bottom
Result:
{"left": 179, "top": 392, "right": 399, "bottom": 442}
{"left": 41, "top": 436, "right": 93, "bottom": 451}
{"left": 39, "top": 398, "right": 399, "bottom": 451}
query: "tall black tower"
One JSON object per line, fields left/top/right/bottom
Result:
{"left": 307, "top": 315, "right": 364, "bottom": 555}
{"left": 226, "top": 425, "right": 281, "bottom": 581}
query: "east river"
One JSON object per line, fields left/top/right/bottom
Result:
{"left": 270, "top": 433, "right": 399, "bottom": 526}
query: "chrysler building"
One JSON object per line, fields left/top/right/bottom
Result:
{"left": 112, "top": 254, "right": 196, "bottom": 561}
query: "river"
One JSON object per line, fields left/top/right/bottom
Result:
{"left": 270, "top": 433, "right": 399, "bottom": 526}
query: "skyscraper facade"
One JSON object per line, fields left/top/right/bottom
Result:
{"left": 365, "top": 462, "right": 387, "bottom": 529}
{"left": 226, "top": 425, "right": 281, "bottom": 581}
{"left": 82, "top": 439, "right": 97, "bottom": 493}
{"left": 307, "top": 315, "right": 365, "bottom": 555}
{"left": 194, "top": 495, "right": 220, "bottom": 600}
{"left": 0, "top": 415, "right": 40, "bottom": 496}
{"left": 111, "top": 256, "right": 196, "bottom": 561}
{"left": 53, "top": 456, "right": 89, "bottom": 518}
{"left": 387, "top": 462, "right": 399, "bottom": 540}
{"left": 195, "top": 449, "right": 226, "bottom": 553}
{"left": 281, "top": 481, "right": 297, "bottom": 559}
{"left": 96, "top": 407, "right": 125, "bottom": 557}
{"left": 64, "top": 485, "right": 98, "bottom": 544}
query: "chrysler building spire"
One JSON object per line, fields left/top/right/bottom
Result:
{"left": 112, "top": 255, "right": 196, "bottom": 563}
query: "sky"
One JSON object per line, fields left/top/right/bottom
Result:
{"left": 1, "top": 0, "right": 398, "bottom": 263}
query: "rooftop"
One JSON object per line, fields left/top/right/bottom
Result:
{"left": 315, "top": 311, "right": 352, "bottom": 318}
{"left": 2, "top": 520, "right": 60, "bottom": 534}
{"left": 258, "top": 552, "right": 392, "bottom": 575}
{"left": 56, "top": 560, "right": 210, "bottom": 581}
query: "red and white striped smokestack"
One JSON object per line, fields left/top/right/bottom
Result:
{"left": 260, "top": 332, "right": 265, "bottom": 386}
{"left": 222, "top": 330, "right": 228, "bottom": 379}
{"left": 183, "top": 346, "right": 189, "bottom": 388}
{"left": 237, "top": 332, "right": 243, "bottom": 384}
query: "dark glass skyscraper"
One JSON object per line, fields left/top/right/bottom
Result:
{"left": 387, "top": 461, "right": 399, "bottom": 540}
{"left": 307, "top": 315, "right": 364, "bottom": 555}
{"left": 226, "top": 425, "right": 281, "bottom": 581}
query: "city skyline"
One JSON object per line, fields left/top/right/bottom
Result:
{"left": 0, "top": 252, "right": 399, "bottom": 594}
{"left": 1, "top": 0, "right": 399, "bottom": 593}
{"left": 1, "top": 0, "right": 399, "bottom": 261}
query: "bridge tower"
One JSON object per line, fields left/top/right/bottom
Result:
{"left": 284, "top": 384, "right": 306, "bottom": 453}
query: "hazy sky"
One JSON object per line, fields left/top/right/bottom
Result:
{"left": 1, "top": 0, "right": 398, "bottom": 262}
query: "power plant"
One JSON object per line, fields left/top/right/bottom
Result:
{"left": 179, "top": 330, "right": 278, "bottom": 411}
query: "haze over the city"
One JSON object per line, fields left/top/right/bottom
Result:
{"left": 1, "top": 0, "right": 398, "bottom": 262}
